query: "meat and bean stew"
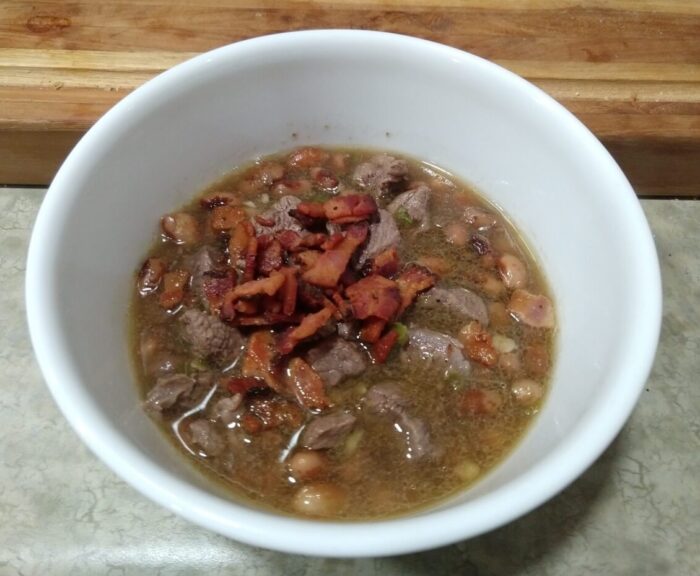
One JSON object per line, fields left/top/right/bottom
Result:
{"left": 131, "top": 147, "right": 556, "bottom": 519}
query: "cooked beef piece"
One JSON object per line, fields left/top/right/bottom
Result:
{"left": 364, "top": 382, "right": 409, "bottom": 414}
{"left": 419, "top": 287, "right": 489, "bottom": 326}
{"left": 364, "top": 383, "right": 435, "bottom": 460}
{"left": 387, "top": 183, "right": 431, "bottom": 229}
{"left": 353, "top": 154, "right": 408, "bottom": 196}
{"left": 186, "top": 245, "right": 223, "bottom": 296}
{"left": 211, "top": 394, "right": 243, "bottom": 425}
{"left": 252, "top": 195, "right": 304, "bottom": 235}
{"left": 188, "top": 418, "right": 225, "bottom": 456}
{"left": 306, "top": 337, "right": 368, "bottom": 387}
{"left": 358, "top": 209, "right": 401, "bottom": 266}
{"left": 405, "top": 327, "right": 471, "bottom": 376}
{"left": 336, "top": 321, "right": 359, "bottom": 340}
{"left": 144, "top": 373, "right": 195, "bottom": 412}
{"left": 180, "top": 308, "right": 244, "bottom": 363}
{"left": 301, "top": 412, "right": 357, "bottom": 450}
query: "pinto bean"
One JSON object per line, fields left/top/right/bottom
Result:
{"left": 288, "top": 147, "right": 330, "bottom": 168}
{"left": 291, "top": 483, "right": 346, "bottom": 517}
{"left": 444, "top": 222, "right": 469, "bottom": 246}
{"left": 508, "top": 289, "right": 555, "bottom": 328}
{"left": 497, "top": 253, "right": 528, "bottom": 289}
{"left": 161, "top": 213, "right": 199, "bottom": 244}
{"left": 511, "top": 378, "right": 544, "bottom": 406}
{"left": 458, "top": 388, "right": 503, "bottom": 416}
{"left": 137, "top": 257, "right": 167, "bottom": 295}
{"left": 523, "top": 343, "right": 551, "bottom": 377}
{"left": 255, "top": 162, "right": 285, "bottom": 186}
{"left": 288, "top": 450, "right": 328, "bottom": 481}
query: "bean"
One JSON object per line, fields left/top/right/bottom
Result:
{"left": 498, "top": 351, "right": 521, "bottom": 375}
{"left": 444, "top": 222, "right": 468, "bottom": 246}
{"left": 497, "top": 253, "right": 528, "bottom": 289}
{"left": 288, "top": 147, "right": 330, "bottom": 168}
{"left": 511, "top": 379, "right": 544, "bottom": 406}
{"left": 137, "top": 257, "right": 167, "bottom": 295}
{"left": 255, "top": 162, "right": 285, "bottom": 186}
{"left": 454, "top": 460, "right": 481, "bottom": 483}
{"left": 508, "top": 289, "right": 555, "bottom": 328}
{"left": 288, "top": 449, "right": 328, "bottom": 481}
{"left": 161, "top": 213, "right": 199, "bottom": 245}
{"left": 291, "top": 483, "right": 346, "bottom": 517}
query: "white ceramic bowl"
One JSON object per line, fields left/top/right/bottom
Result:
{"left": 26, "top": 30, "right": 661, "bottom": 557}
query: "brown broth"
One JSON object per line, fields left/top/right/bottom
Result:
{"left": 130, "top": 147, "right": 556, "bottom": 520}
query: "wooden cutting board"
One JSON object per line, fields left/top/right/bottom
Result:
{"left": 1, "top": 0, "right": 699, "bottom": 195}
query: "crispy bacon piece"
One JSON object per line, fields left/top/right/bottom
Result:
{"left": 360, "top": 317, "right": 386, "bottom": 343}
{"left": 295, "top": 201, "right": 327, "bottom": 220}
{"left": 302, "top": 223, "right": 368, "bottom": 288}
{"left": 261, "top": 294, "right": 282, "bottom": 315}
{"left": 210, "top": 205, "right": 247, "bottom": 231}
{"left": 228, "top": 222, "right": 253, "bottom": 265}
{"left": 323, "top": 194, "right": 378, "bottom": 224}
{"left": 321, "top": 233, "right": 344, "bottom": 251}
{"left": 279, "top": 267, "right": 298, "bottom": 316}
{"left": 234, "top": 299, "right": 258, "bottom": 314}
{"left": 345, "top": 274, "right": 400, "bottom": 321}
{"left": 285, "top": 357, "right": 331, "bottom": 410}
{"left": 297, "top": 280, "right": 325, "bottom": 309}
{"left": 158, "top": 270, "right": 189, "bottom": 309}
{"left": 330, "top": 291, "right": 351, "bottom": 317}
{"left": 372, "top": 329, "right": 399, "bottom": 364}
{"left": 241, "top": 331, "right": 285, "bottom": 393}
{"left": 278, "top": 306, "right": 335, "bottom": 354}
{"left": 201, "top": 270, "right": 236, "bottom": 312}
{"left": 225, "top": 376, "right": 266, "bottom": 395}
{"left": 396, "top": 264, "right": 438, "bottom": 314}
{"left": 227, "top": 269, "right": 286, "bottom": 300}
{"left": 277, "top": 230, "right": 327, "bottom": 252}
{"left": 243, "top": 235, "right": 259, "bottom": 282}
{"left": 236, "top": 312, "right": 304, "bottom": 326}
{"left": 254, "top": 214, "right": 276, "bottom": 227}
{"left": 257, "top": 238, "right": 283, "bottom": 275}
{"left": 371, "top": 247, "right": 400, "bottom": 277}
{"left": 293, "top": 250, "right": 320, "bottom": 272}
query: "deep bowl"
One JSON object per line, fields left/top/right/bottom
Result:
{"left": 26, "top": 30, "right": 661, "bottom": 557}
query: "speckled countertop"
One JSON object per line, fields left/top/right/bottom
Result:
{"left": 1, "top": 188, "right": 698, "bottom": 575}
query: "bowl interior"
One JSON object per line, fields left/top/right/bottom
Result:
{"left": 27, "top": 31, "right": 660, "bottom": 556}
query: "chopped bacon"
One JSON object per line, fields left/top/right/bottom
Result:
{"left": 261, "top": 294, "right": 282, "bottom": 315}
{"left": 236, "top": 312, "right": 304, "bottom": 326}
{"left": 227, "top": 269, "right": 286, "bottom": 300}
{"left": 277, "top": 230, "right": 303, "bottom": 251}
{"left": 345, "top": 274, "right": 400, "bottom": 321}
{"left": 396, "top": 264, "right": 438, "bottom": 314}
{"left": 279, "top": 267, "right": 298, "bottom": 316}
{"left": 285, "top": 357, "right": 331, "bottom": 410}
{"left": 228, "top": 222, "right": 252, "bottom": 265}
{"left": 302, "top": 223, "right": 368, "bottom": 288}
{"left": 257, "top": 239, "right": 283, "bottom": 275}
{"left": 243, "top": 235, "right": 259, "bottom": 282}
{"left": 371, "top": 247, "right": 400, "bottom": 277}
{"left": 225, "top": 376, "right": 267, "bottom": 395}
{"left": 241, "top": 331, "right": 285, "bottom": 394}
{"left": 201, "top": 270, "right": 236, "bottom": 312}
{"left": 158, "top": 270, "right": 189, "bottom": 309}
{"left": 278, "top": 306, "right": 335, "bottom": 354}
{"left": 254, "top": 214, "right": 276, "bottom": 227}
{"left": 321, "top": 233, "right": 344, "bottom": 251}
{"left": 210, "top": 205, "right": 247, "bottom": 231}
{"left": 234, "top": 299, "right": 258, "bottom": 314}
{"left": 330, "top": 291, "right": 351, "bottom": 317}
{"left": 323, "top": 194, "right": 378, "bottom": 224}
{"left": 297, "top": 280, "right": 326, "bottom": 309}
{"left": 360, "top": 317, "right": 386, "bottom": 343}
{"left": 372, "top": 329, "right": 399, "bottom": 364}
{"left": 295, "top": 201, "right": 327, "bottom": 220}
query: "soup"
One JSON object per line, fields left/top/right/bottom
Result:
{"left": 131, "top": 147, "right": 555, "bottom": 519}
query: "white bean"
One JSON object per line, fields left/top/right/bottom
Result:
{"left": 288, "top": 450, "right": 327, "bottom": 481}
{"left": 511, "top": 378, "right": 545, "bottom": 406}
{"left": 497, "top": 253, "right": 528, "bottom": 289}
{"left": 291, "top": 483, "right": 346, "bottom": 517}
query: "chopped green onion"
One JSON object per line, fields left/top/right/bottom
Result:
{"left": 392, "top": 322, "right": 409, "bottom": 346}
{"left": 394, "top": 208, "right": 413, "bottom": 226}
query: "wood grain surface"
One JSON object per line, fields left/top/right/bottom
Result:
{"left": 1, "top": 0, "right": 699, "bottom": 194}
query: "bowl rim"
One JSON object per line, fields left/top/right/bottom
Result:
{"left": 25, "top": 29, "right": 662, "bottom": 557}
